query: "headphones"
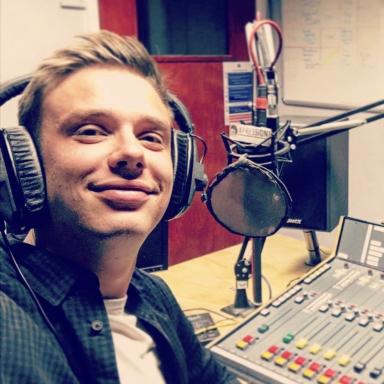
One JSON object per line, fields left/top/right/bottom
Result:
{"left": 0, "top": 75, "right": 207, "bottom": 233}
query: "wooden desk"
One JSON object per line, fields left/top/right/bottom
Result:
{"left": 154, "top": 234, "right": 331, "bottom": 333}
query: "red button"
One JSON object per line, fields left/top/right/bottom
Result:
{"left": 338, "top": 376, "right": 353, "bottom": 384}
{"left": 324, "top": 368, "right": 336, "bottom": 378}
{"left": 309, "top": 362, "right": 321, "bottom": 372}
{"left": 281, "top": 350, "right": 292, "bottom": 359}
{"left": 295, "top": 356, "right": 306, "bottom": 365}
{"left": 242, "top": 335, "right": 254, "bottom": 344}
{"left": 268, "top": 345, "right": 279, "bottom": 354}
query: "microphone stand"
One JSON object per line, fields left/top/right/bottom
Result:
{"left": 303, "top": 230, "right": 322, "bottom": 266}
{"left": 221, "top": 236, "right": 267, "bottom": 317}
{"left": 222, "top": 236, "right": 259, "bottom": 317}
{"left": 252, "top": 237, "right": 265, "bottom": 306}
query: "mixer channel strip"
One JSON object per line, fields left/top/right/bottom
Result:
{"left": 210, "top": 217, "right": 384, "bottom": 384}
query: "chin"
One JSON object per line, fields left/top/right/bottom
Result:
{"left": 81, "top": 215, "right": 159, "bottom": 239}
{"left": 51, "top": 199, "right": 166, "bottom": 240}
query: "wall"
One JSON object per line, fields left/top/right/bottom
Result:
{"left": 0, "top": 0, "right": 99, "bottom": 125}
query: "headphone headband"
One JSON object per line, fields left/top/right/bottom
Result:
{"left": 0, "top": 75, "right": 30, "bottom": 106}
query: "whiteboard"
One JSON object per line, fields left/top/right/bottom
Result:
{"left": 281, "top": 0, "right": 384, "bottom": 110}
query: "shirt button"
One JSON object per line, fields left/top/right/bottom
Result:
{"left": 91, "top": 320, "right": 104, "bottom": 334}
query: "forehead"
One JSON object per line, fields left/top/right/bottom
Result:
{"left": 41, "top": 66, "right": 172, "bottom": 124}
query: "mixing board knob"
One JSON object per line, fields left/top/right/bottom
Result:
{"left": 323, "top": 349, "right": 336, "bottom": 361}
{"left": 303, "top": 362, "right": 322, "bottom": 380}
{"left": 353, "top": 361, "right": 366, "bottom": 373}
{"left": 358, "top": 317, "right": 370, "bottom": 327}
{"left": 260, "top": 345, "right": 279, "bottom": 361}
{"left": 373, "top": 321, "right": 384, "bottom": 331}
{"left": 294, "top": 295, "right": 305, "bottom": 304}
{"left": 319, "top": 304, "right": 330, "bottom": 313}
{"left": 260, "top": 308, "right": 270, "bottom": 316}
{"left": 338, "top": 355, "right": 351, "bottom": 367}
{"left": 309, "top": 343, "right": 322, "bottom": 354}
{"left": 296, "top": 338, "right": 308, "bottom": 349}
{"left": 369, "top": 367, "right": 383, "bottom": 379}
{"left": 345, "top": 312, "right": 356, "bottom": 321}
{"left": 331, "top": 307, "right": 343, "bottom": 317}
{"left": 282, "top": 333, "right": 295, "bottom": 344}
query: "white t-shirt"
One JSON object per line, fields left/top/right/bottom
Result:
{"left": 104, "top": 296, "right": 165, "bottom": 384}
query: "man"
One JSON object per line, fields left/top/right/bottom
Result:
{"left": 0, "top": 30, "right": 238, "bottom": 383}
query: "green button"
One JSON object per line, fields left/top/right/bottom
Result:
{"left": 283, "top": 333, "right": 294, "bottom": 343}
{"left": 258, "top": 324, "right": 269, "bottom": 333}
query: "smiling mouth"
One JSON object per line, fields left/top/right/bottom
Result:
{"left": 89, "top": 182, "right": 158, "bottom": 209}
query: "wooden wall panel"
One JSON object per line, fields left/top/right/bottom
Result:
{"left": 98, "top": 0, "right": 138, "bottom": 36}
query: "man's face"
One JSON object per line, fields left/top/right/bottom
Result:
{"left": 38, "top": 66, "right": 174, "bottom": 238}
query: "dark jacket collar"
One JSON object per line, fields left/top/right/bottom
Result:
{"left": 9, "top": 241, "right": 150, "bottom": 307}
{"left": 10, "top": 241, "right": 98, "bottom": 306}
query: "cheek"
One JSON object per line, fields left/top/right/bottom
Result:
{"left": 41, "top": 147, "right": 93, "bottom": 200}
{"left": 44, "top": 165, "right": 77, "bottom": 207}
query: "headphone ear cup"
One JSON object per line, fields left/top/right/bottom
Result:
{"left": 0, "top": 126, "right": 45, "bottom": 231}
{"left": 164, "top": 130, "right": 193, "bottom": 221}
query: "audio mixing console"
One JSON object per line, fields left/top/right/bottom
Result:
{"left": 210, "top": 217, "right": 384, "bottom": 383}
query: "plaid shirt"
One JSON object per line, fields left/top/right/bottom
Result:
{"left": 0, "top": 240, "right": 238, "bottom": 384}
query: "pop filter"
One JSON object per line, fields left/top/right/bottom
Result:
{"left": 204, "top": 156, "right": 292, "bottom": 237}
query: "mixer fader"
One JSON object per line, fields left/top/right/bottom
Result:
{"left": 210, "top": 217, "right": 384, "bottom": 383}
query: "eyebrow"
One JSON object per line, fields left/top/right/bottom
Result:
{"left": 59, "top": 110, "right": 172, "bottom": 131}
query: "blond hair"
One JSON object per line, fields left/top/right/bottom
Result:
{"left": 19, "top": 30, "right": 168, "bottom": 135}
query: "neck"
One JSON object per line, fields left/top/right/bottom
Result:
{"left": 33, "top": 227, "right": 144, "bottom": 298}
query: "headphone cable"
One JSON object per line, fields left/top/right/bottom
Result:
{"left": 1, "top": 226, "right": 59, "bottom": 340}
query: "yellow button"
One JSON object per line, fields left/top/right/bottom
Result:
{"left": 261, "top": 351, "right": 274, "bottom": 361}
{"left": 274, "top": 356, "right": 287, "bottom": 367}
{"left": 288, "top": 362, "right": 301, "bottom": 373}
{"left": 323, "top": 349, "right": 336, "bottom": 360}
{"left": 235, "top": 340, "right": 248, "bottom": 350}
{"left": 317, "top": 375, "right": 331, "bottom": 384}
{"left": 338, "top": 354, "right": 351, "bottom": 366}
{"left": 296, "top": 338, "right": 308, "bottom": 349}
{"left": 303, "top": 369, "right": 316, "bottom": 379}
{"left": 309, "top": 343, "right": 322, "bottom": 354}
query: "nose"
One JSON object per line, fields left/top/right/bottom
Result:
{"left": 107, "top": 131, "right": 145, "bottom": 179}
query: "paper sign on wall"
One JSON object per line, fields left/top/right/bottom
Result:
{"left": 223, "top": 62, "right": 254, "bottom": 125}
